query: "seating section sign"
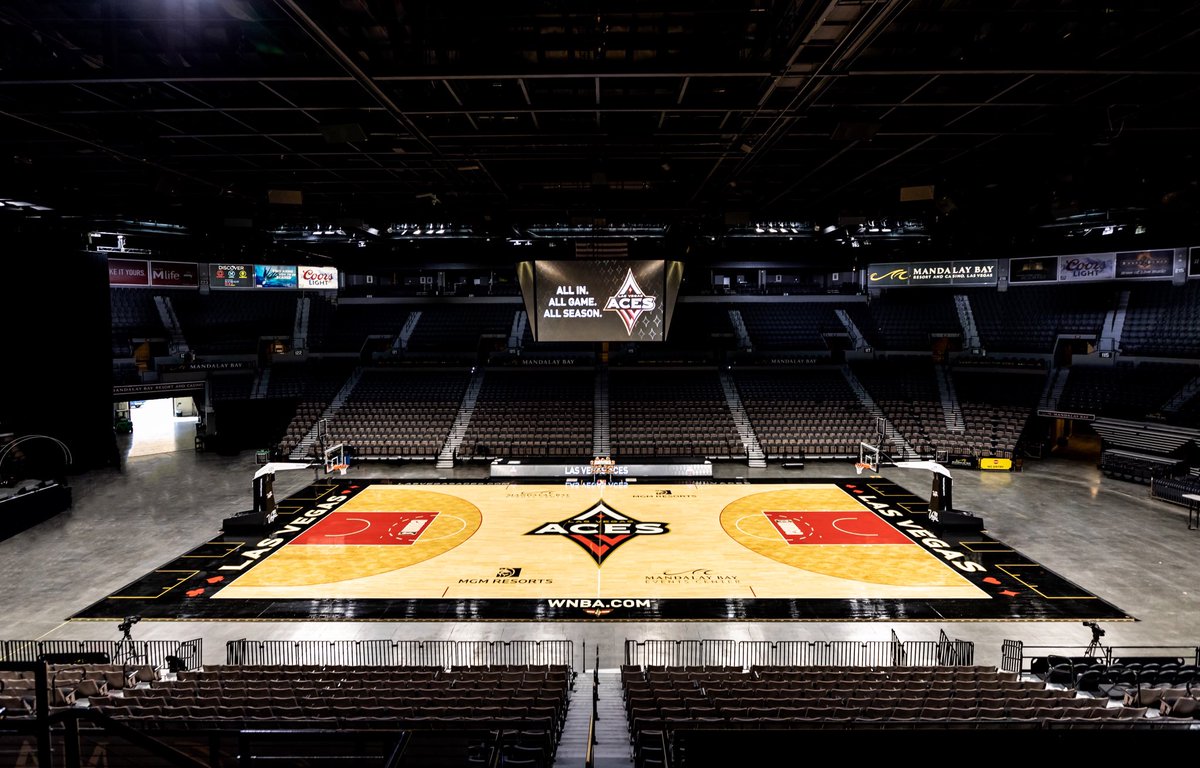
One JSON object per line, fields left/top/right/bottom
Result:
{"left": 520, "top": 259, "right": 682, "bottom": 342}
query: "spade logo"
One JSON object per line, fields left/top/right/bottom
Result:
{"left": 526, "top": 499, "right": 668, "bottom": 566}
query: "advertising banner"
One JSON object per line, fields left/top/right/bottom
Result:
{"left": 1008, "top": 256, "right": 1058, "bottom": 283}
{"left": 108, "top": 258, "right": 149, "bottom": 286}
{"left": 210, "top": 263, "right": 254, "bottom": 288}
{"left": 150, "top": 260, "right": 199, "bottom": 287}
{"left": 867, "top": 260, "right": 998, "bottom": 287}
{"left": 866, "top": 262, "right": 910, "bottom": 287}
{"left": 908, "top": 259, "right": 998, "bottom": 286}
{"left": 255, "top": 264, "right": 298, "bottom": 289}
{"left": 1058, "top": 253, "right": 1115, "bottom": 282}
{"left": 978, "top": 457, "right": 1013, "bottom": 471}
{"left": 298, "top": 265, "right": 339, "bottom": 290}
{"left": 1115, "top": 249, "right": 1173, "bottom": 279}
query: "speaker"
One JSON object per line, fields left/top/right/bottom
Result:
{"left": 831, "top": 121, "right": 880, "bottom": 140}
{"left": 899, "top": 184, "right": 935, "bottom": 202}
{"left": 267, "top": 189, "right": 303, "bottom": 205}
{"left": 320, "top": 123, "right": 366, "bottom": 143}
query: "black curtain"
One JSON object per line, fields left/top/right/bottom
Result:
{"left": 1, "top": 223, "right": 119, "bottom": 474}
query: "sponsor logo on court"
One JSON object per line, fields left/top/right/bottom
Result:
{"left": 545, "top": 597, "right": 655, "bottom": 618}
{"left": 631, "top": 489, "right": 697, "bottom": 499}
{"left": 644, "top": 568, "right": 739, "bottom": 584}
{"left": 458, "top": 566, "right": 552, "bottom": 585}
{"left": 458, "top": 573, "right": 552, "bottom": 585}
{"left": 504, "top": 489, "right": 572, "bottom": 498}
{"left": 526, "top": 500, "right": 668, "bottom": 565}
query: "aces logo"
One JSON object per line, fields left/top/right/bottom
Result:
{"left": 527, "top": 500, "right": 668, "bottom": 565}
{"left": 604, "top": 269, "right": 658, "bottom": 335}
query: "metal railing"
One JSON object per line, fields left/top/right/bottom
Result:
{"left": 1000, "top": 639, "right": 1200, "bottom": 676}
{"left": 0, "top": 638, "right": 202, "bottom": 671}
{"left": 624, "top": 634, "right": 974, "bottom": 669}
{"left": 226, "top": 638, "right": 574, "bottom": 669}
{"left": 936, "top": 629, "right": 973, "bottom": 666}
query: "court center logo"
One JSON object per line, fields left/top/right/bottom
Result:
{"left": 604, "top": 269, "right": 657, "bottom": 335}
{"left": 526, "top": 499, "right": 668, "bottom": 565}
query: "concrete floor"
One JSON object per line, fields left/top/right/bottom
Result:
{"left": 2, "top": 433, "right": 1197, "bottom": 672}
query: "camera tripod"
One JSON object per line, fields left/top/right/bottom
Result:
{"left": 1083, "top": 623, "right": 1106, "bottom": 659}
{"left": 115, "top": 616, "right": 147, "bottom": 668}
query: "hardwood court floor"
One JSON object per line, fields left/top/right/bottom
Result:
{"left": 68, "top": 474, "right": 1130, "bottom": 623}
{"left": 3, "top": 445, "right": 1194, "bottom": 668}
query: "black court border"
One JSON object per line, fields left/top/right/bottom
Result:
{"left": 70, "top": 476, "right": 1134, "bottom": 623}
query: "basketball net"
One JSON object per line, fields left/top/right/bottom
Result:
{"left": 854, "top": 462, "right": 871, "bottom": 475}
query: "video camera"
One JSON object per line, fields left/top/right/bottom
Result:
{"left": 118, "top": 615, "right": 141, "bottom": 635}
{"left": 1082, "top": 621, "right": 1105, "bottom": 640}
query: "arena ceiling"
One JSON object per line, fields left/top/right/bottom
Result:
{"left": 2, "top": 1, "right": 1199, "bottom": 259}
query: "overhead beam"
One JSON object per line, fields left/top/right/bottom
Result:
{"left": 6, "top": 68, "right": 1200, "bottom": 89}
{"left": 270, "top": 0, "right": 442, "bottom": 160}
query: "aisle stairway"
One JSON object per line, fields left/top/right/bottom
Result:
{"left": 840, "top": 364, "right": 919, "bottom": 461}
{"left": 436, "top": 368, "right": 485, "bottom": 467}
{"left": 553, "top": 670, "right": 632, "bottom": 768}
{"left": 718, "top": 371, "right": 766, "bottom": 468}
{"left": 593, "top": 366, "right": 611, "bottom": 457}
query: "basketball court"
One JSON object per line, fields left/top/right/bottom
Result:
{"left": 70, "top": 463, "right": 1133, "bottom": 623}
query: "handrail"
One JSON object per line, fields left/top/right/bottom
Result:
{"left": 656, "top": 728, "right": 671, "bottom": 768}
{"left": 583, "top": 714, "right": 596, "bottom": 768}
{"left": 585, "top": 644, "right": 599, "bottom": 768}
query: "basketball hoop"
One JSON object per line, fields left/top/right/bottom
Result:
{"left": 857, "top": 441, "right": 883, "bottom": 475}
{"left": 322, "top": 443, "right": 349, "bottom": 476}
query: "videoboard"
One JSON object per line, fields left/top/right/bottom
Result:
{"left": 518, "top": 259, "right": 683, "bottom": 342}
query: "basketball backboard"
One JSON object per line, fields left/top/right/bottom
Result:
{"left": 323, "top": 443, "right": 349, "bottom": 475}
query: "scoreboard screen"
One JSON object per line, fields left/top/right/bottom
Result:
{"left": 519, "top": 259, "right": 682, "bottom": 342}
